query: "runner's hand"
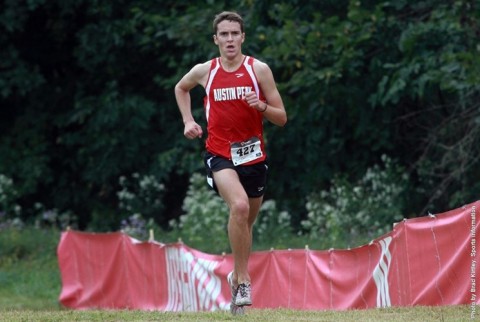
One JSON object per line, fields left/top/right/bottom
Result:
{"left": 184, "top": 121, "right": 203, "bottom": 139}
{"left": 244, "top": 91, "right": 263, "bottom": 111}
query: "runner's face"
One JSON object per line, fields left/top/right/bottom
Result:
{"left": 214, "top": 20, "right": 244, "bottom": 59}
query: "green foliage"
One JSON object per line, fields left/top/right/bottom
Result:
{"left": 255, "top": 0, "right": 400, "bottom": 215}
{"left": 169, "top": 172, "right": 230, "bottom": 253}
{"left": 0, "top": 226, "right": 61, "bottom": 310}
{"left": 33, "top": 205, "right": 78, "bottom": 231}
{"left": 60, "top": 83, "right": 158, "bottom": 182}
{"left": 253, "top": 200, "right": 292, "bottom": 249}
{"left": 87, "top": 207, "right": 120, "bottom": 232}
{"left": 0, "top": 175, "right": 79, "bottom": 230}
{"left": 0, "top": 0, "right": 478, "bottom": 231}
{"left": 0, "top": 48, "right": 45, "bottom": 98}
{"left": 117, "top": 173, "right": 165, "bottom": 220}
{"left": 301, "top": 155, "right": 408, "bottom": 248}
{"left": 361, "top": 1, "right": 480, "bottom": 213}
{"left": 169, "top": 172, "right": 295, "bottom": 253}
{"left": 371, "top": 2, "right": 480, "bottom": 106}
{"left": 257, "top": 0, "right": 480, "bottom": 218}
{"left": 0, "top": 174, "right": 20, "bottom": 218}
{"left": 119, "top": 213, "right": 156, "bottom": 241}
{"left": 0, "top": 226, "right": 58, "bottom": 267}
{"left": 0, "top": 123, "right": 52, "bottom": 200}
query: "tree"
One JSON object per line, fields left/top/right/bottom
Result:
{"left": 0, "top": 0, "right": 478, "bottom": 233}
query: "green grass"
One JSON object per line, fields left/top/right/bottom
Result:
{"left": 0, "top": 227, "right": 62, "bottom": 310}
{"left": 0, "top": 305, "right": 474, "bottom": 321}
{"left": 0, "top": 227, "right": 476, "bottom": 321}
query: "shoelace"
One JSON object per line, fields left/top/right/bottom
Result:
{"left": 237, "top": 283, "right": 251, "bottom": 297}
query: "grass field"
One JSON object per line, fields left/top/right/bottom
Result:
{"left": 0, "top": 305, "right": 475, "bottom": 321}
{"left": 0, "top": 228, "right": 477, "bottom": 321}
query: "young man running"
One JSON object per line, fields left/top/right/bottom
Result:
{"left": 175, "top": 11, "right": 287, "bottom": 314}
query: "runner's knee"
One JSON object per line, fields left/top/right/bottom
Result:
{"left": 230, "top": 199, "right": 250, "bottom": 221}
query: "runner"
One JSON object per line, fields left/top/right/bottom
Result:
{"left": 174, "top": 11, "right": 287, "bottom": 314}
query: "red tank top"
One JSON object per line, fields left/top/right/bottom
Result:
{"left": 204, "top": 56, "right": 266, "bottom": 164}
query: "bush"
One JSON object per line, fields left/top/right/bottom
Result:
{"left": 253, "top": 200, "right": 293, "bottom": 250}
{"left": 169, "top": 172, "right": 294, "bottom": 253}
{"left": 120, "top": 213, "right": 156, "bottom": 241}
{"left": 0, "top": 174, "right": 22, "bottom": 229}
{"left": 169, "top": 173, "right": 230, "bottom": 253}
{"left": 300, "top": 155, "right": 408, "bottom": 248}
{"left": 117, "top": 173, "right": 165, "bottom": 221}
{"left": 87, "top": 172, "right": 165, "bottom": 232}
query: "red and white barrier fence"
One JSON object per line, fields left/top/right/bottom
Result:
{"left": 58, "top": 201, "right": 479, "bottom": 311}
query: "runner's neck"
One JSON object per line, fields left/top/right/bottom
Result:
{"left": 220, "top": 55, "right": 245, "bottom": 72}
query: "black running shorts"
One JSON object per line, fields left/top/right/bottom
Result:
{"left": 204, "top": 151, "right": 268, "bottom": 198}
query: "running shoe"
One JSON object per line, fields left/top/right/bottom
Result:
{"left": 227, "top": 271, "right": 245, "bottom": 315}
{"left": 234, "top": 282, "right": 252, "bottom": 306}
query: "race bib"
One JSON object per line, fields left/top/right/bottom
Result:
{"left": 230, "top": 137, "right": 263, "bottom": 166}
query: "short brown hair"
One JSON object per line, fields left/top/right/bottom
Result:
{"left": 212, "top": 11, "right": 244, "bottom": 34}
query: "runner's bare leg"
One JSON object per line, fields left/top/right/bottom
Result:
{"left": 213, "top": 169, "right": 262, "bottom": 285}
{"left": 247, "top": 196, "right": 263, "bottom": 261}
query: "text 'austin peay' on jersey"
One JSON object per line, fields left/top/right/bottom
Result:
{"left": 204, "top": 56, "right": 267, "bottom": 165}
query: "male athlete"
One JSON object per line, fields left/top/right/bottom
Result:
{"left": 175, "top": 11, "right": 287, "bottom": 315}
